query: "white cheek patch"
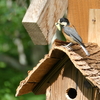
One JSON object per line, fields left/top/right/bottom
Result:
{"left": 61, "top": 22, "right": 67, "bottom": 26}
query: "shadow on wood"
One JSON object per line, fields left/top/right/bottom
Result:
{"left": 16, "top": 39, "right": 100, "bottom": 100}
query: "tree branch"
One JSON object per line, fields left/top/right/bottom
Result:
{"left": 0, "top": 53, "right": 28, "bottom": 71}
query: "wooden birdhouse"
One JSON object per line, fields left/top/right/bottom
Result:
{"left": 16, "top": 40, "right": 100, "bottom": 100}
{"left": 15, "top": 0, "right": 100, "bottom": 100}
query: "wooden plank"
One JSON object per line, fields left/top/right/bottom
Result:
{"left": 46, "top": 61, "right": 73, "bottom": 100}
{"left": 46, "top": 62, "right": 93, "bottom": 100}
{"left": 68, "top": 0, "right": 100, "bottom": 43}
{"left": 22, "top": 0, "right": 68, "bottom": 45}
{"left": 16, "top": 40, "right": 100, "bottom": 97}
{"left": 88, "top": 9, "right": 100, "bottom": 46}
{"left": 32, "top": 55, "right": 69, "bottom": 94}
{"left": 15, "top": 57, "right": 60, "bottom": 96}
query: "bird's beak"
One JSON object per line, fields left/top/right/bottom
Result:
{"left": 55, "top": 22, "right": 61, "bottom": 31}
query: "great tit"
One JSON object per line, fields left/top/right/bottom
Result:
{"left": 55, "top": 18, "right": 90, "bottom": 56}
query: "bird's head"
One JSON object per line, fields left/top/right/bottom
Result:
{"left": 55, "top": 18, "right": 70, "bottom": 31}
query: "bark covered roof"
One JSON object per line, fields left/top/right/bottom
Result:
{"left": 16, "top": 39, "right": 100, "bottom": 96}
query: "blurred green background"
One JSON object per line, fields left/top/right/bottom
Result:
{"left": 0, "top": 0, "right": 49, "bottom": 100}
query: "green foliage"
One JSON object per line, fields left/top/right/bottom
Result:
{"left": 0, "top": 0, "right": 46, "bottom": 100}
{"left": 0, "top": 0, "right": 32, "bottom": 57}
{"left": 0, "top": 66, "right": 46, "bottom": 100}
{"left": 0, "top": 67, "right": 23, "bottom": 100}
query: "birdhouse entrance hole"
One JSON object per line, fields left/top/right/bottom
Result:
{"left": 66, "top": 88, "right": 77, "bottom": 99}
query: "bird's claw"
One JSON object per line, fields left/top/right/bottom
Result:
{"left": 61, "top": 43, "right": 73, "bottom": 50}
{"left": 61, "top": 44, "right": 72, "bottom": 50}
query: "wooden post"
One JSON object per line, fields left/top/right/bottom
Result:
{"left": 68, "top": 0, "right": 100, "bottom": 43}
{"left": 88, "top": 9, "right": 100, "bottom": 46}
{"left": 22, "top": 0, "right": 68, "bottom": 45}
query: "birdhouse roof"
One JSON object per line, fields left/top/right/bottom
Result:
{"left": 16, "top": 39, "right": 100, "bottom": 96}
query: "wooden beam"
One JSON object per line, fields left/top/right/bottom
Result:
{"left": 88, "top": 9, "right": 100, "bottom": 46}
{"left": 32, "top": 55, "right": 69, "bottom": 94}
{"left": 22, "top": 0, "right": 68, "bottom": 45}
{"left": 68, "top": 0, "right": 100, "bottom": 43}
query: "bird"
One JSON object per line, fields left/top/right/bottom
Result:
{"left": 55, "top": 17, "right": 90, "bottom": 56}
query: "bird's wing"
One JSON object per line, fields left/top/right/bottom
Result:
{"left": 63, "top": 26, "right": 84, "bottom": 46}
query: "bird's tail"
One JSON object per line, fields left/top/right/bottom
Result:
{"left": 80, "top": 45, "right": 90, "bottom": 56}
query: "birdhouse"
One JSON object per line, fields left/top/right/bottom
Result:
{"left": 16, "top": 40, "right": 100, "bottom": 100}
{"left": 16, "top": 0, "right": 100, "bottom": 99}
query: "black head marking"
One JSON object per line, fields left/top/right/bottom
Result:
{"left": 60, "top": 18, "right": 70, "bottom": 25}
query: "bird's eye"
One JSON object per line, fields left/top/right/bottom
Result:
{"left": 60, "top": 19, "right": 63, "bottom": 22}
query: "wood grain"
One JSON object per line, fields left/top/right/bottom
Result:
{"left": 22, "top": 0, "right": 68, "bottom": 45}
{"left": 32, "top": 56, "right": 69, "bottom": 94}
{"left": 15, "top": 40, "right": 100, "bottom": 97}
{"left": 68, "top": 0, "right": 100, "bottom": 43}
{"left": 88, "top": 9, "right": 100, "bottom": 46}
{"left": 46, "top": 64, "right": 93, "bottom": 100}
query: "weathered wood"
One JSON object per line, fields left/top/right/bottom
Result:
{"left": 88, "top": 9, "right": 100, "bottom": 46}
{"left": 32, "top": 56, "right": 69, "bottom": 94}
{"left": 15, "top": 40, "right": 100, "bottom": 97}
{"left": 68, "top": 0, "right": 100, "bottom": 43}
{"left": 22, "top": 0, "right": 68, "bottom": 45}
{"left": 15, "top": 56, "right": 60, "bottom": 96}
{"left": 46, "top": 63, "right": 94, "bottom": 100}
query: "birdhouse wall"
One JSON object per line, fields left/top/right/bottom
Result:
{"left": 68, "top": 0, "right": 100, "bottom": 43}
{"left": 46, "top": 60, "right": 99, "bottom": 100}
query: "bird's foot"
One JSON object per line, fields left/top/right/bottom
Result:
{"left": 61, "top": 43, "right": 73, "bottom": 50}
{"left": 62, "top": 45, "right": 72, "bottom": 50}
